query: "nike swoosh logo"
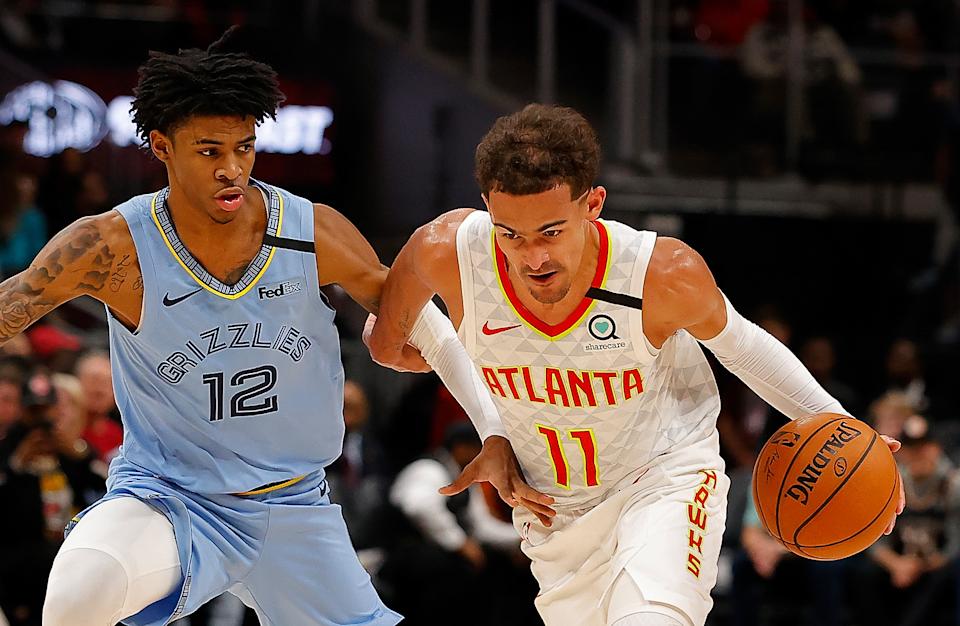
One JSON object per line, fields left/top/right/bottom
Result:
{"left": 162, "top": 288, "right": 203, "bottom": 307}
{"left": 482, "top": 321, "right": 522, "bottom": 336}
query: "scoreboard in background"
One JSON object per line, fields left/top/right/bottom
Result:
{"left": 0, "top": 70, "right": 336, "bottom": 187}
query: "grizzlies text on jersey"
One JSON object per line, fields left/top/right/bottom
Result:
{"left": 107, "top": 179, "right": 344, "bottom": 494}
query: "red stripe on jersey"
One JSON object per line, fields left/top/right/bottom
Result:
{"left": 494, "top": 220, "right": 609, "bottom": 338}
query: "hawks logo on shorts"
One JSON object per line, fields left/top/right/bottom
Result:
{"left": 456, "top": 211, "right": 721, "bottom": 508}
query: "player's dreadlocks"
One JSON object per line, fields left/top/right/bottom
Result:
{"left": 130, "top": 26, "right": 285, "bottom": 148}
{"left": 474, "top": 103, "right": 601, "bottom": 200}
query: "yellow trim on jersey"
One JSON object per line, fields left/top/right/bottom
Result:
{"left": 490, "top": 222, "right": 612, "bottom": 342}
{"left": 536, "top": 423, "right": 572, "bottom": 490}
{"left": 149, "top": 189, "right": 284, "bottom": 300}
{"left": 233, "top": 473, "right": 306, "bottom": 496}
{"left": 568, "top": 427, "right": 601, "bottom": 487}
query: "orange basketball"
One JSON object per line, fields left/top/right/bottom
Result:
{"left": 752, "top": 413, "right": 900, "bottom": 560}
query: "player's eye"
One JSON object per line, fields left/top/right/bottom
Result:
{"left": 499, "top": 231, "right": 519, "bottom": 241}
{"left": 199, "top": 148, "right": 217, "bottom": 157}
{"left": 543, "top": 230, "right": 561, "bottom": 238}
{"left": 238, "top": 144, "right": 253, "bottom": 153}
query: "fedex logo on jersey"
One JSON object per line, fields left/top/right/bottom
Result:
{"left": 479, "top": 365, "right": 645, "bottom": 408}
{"left": 258, "top": 280, "right": 303, "bottom": 300}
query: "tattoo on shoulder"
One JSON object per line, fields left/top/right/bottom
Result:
{"left": 110, "top": 254, "right": 133, "bottom": 292}
{"left": 0, "top": 218, "right": 115, "bottom": 342}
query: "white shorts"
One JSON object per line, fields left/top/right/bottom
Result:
{"left": 514, "top": 436, "right": 729, "bottom": 626}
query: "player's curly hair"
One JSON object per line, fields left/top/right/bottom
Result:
{"left": 130, "top": 26, "right": 285, "bottom": 148}
{"left": 474, "top": 104, "right": 601, "bottom": 199}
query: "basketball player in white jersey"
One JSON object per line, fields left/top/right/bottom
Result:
{"left": 367, "top": 104, "right": 905, "bottom": 626}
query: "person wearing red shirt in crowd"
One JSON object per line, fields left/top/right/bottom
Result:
{"left": 74, "top": 351, "right": 122, "bottom": 461}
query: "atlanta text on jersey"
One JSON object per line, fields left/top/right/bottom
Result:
{"left": 480, "top": 365, "right": 645, "bottom": 408}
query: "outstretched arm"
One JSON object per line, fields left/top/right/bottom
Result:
{"left": 366, "top": 211, "right": 510, "bottom": 437}
{"left": 644, "top": 236, "right": 903, "bottom": 531}
{"left": 0, "top": 213, "right": 139, "bottom": 344}
{"left": 368, "top": 209, "right": 556, "bottom": 524}
{"left": 313, "top": 203, "right": 430, "bottom": 372}
{"left": 644, "top": 237, "right": 848, "bottom": 419}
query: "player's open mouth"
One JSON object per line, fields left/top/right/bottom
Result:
{"left": 527, "top": 271, "right": 557, "bottom": 285}
{"left": 215, "top": 188, "right": 245, "bottom": 212}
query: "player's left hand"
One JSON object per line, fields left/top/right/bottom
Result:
{"left": 362, "top": 313, "right": 432, "bottom": 373}
{"left": 880, "top": 435, "right": 906, "bottom": 535}
{"left": 440, "top": 435, "right": 557, "bottom": 527}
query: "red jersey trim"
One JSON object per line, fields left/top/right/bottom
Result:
{"left": 493, "top": 220, "right": 610, "bottom": 340}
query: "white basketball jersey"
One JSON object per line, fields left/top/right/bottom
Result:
{"left": 456, "top": 210, "right": 721, "bottom": 510}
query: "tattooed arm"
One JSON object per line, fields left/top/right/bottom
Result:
{"left": 0, "top": 211, "right": 143, "bottom": 344}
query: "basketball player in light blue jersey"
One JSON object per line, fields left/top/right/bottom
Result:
{"left": 0, "top": 30, "right": 554, "bottom": 626}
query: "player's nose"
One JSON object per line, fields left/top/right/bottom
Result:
{"left": 215, "top": 160, "right": 243, "bottom": 182}
{"left": 521, "top": 247, "right": 550, "bottom": 272}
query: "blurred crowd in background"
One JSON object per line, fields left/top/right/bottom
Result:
{"left": 2, "top": 0, "right": 960, "bottom": 625}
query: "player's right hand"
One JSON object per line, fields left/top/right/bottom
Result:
{"left": 439, "top": 435, "right": 557, "bottom": 527}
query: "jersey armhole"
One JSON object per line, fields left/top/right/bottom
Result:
{"left": 297, "top": 194, "right": 328, "bottom": 311}
{"left": 455, "top": 211, "right": 483, "bottom": 354}
{"left": 629, "top": 230, "right": 661, "bottom": 360}
{"left": 107, "top": 205, "right": 158, "bottom": 337}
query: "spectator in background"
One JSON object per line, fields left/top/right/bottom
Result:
{"left": 36, "top": 148, "right": 109, "bottom": 236}
{"left": 856, "top": 415, "right": 960, "bottom": 626}
{"left": 0, "top": 0, "right": 62, "bottom": 52}
{"left": 883, "top": 338, "right": 930, "bottom": 414}
{"left": 0, "top": 120, "right": 29, "bottom": 171}
{"left": 326, "top": 379, "right": 387, "bottom": 549}
{"left": 733, "top": 486, "right": 846, "bottom": 626}
{"left": 870, "top": 390, "right": 917, "bottom": 440}
{"left": 0, "top": 334, "right": 32, "bottom": 360}
{"left": 0, "top": 373, "right": 22, "bottom": 442}
{"left": 25, "top": 324, "right": 82, "bottom": 373}
{"left": 0, "top": 369, "right": 105, "bottom": 626}
{"left": 51, "top": 373, "right": 105, "bottom": 481}
{"left": 739, "top": 1, "right": 864, "bottom": 175}
{"left": 692, "top": 0, "right": 770, "bottom": 48}
{"left": 799, "top": 335, "right": 861, "bottom": 416}
{"left": 0, "top": 168, "right": 45, "bottom": 278}
{"left": 74, "top": 350, "right": 121, "bottom": 462}
{"left": 382, "top": 423, "right": 536, "bottom": 626}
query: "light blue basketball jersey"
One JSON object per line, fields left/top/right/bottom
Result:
{"left": 107, "top": 179, "right": 344, "bottom": 495}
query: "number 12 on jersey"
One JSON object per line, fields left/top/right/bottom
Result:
{"left": 537, "top": 424, "right": 600, "bottom": 488}
{"left": 202, "top": 365, "right": 278, "bottom": 421}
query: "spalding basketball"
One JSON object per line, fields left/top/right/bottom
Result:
{"left": 752, "top": 413, "right": 899, "bottom": 560}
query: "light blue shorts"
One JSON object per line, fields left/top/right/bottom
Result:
{"left": 66, "top": 461, "right": 401, "bottom": 626}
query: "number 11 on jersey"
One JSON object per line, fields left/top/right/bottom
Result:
{"left": 537, "top": 424, "right": 600, "bottom": 488}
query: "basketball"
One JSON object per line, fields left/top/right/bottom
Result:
{"left": 752, "top": 413, "right": 900, "bottom": 561}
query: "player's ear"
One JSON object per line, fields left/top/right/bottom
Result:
{"left": 480, "top": 194, "right": 491, "bottom": 211}
{"left": 150, "top": 130, "right": 172, "bottom": 163}
{"left": 585, "top": 186, "right": 606, "bottom": 221}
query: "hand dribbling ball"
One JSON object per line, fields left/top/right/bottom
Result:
{"left": 752, "top": 413, "right": 899, "bottom": 560}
